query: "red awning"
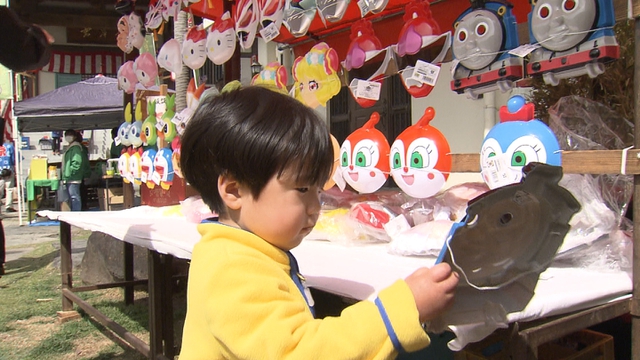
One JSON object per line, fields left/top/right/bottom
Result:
{"left": 40, "top": 50, "right": 124, "bottom": 75}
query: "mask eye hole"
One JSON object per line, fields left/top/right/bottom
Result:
{"left": 538, "top": 4, "right": 551, "bottom": 19}
{"left": 563, "top": 0, "right": 576, "bottom": 11}
{"left": 476, "top": 23, "right": 488, "bottom": 36}
{"left": 458, "top": 29, "right": 468, "bottom": 42}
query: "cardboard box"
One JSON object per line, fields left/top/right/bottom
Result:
{"left": 140, "top": 176, "right": 199, "bottom": 207}
{"left": 97, "top": 186, "right": 124, "bottom": 211}
{"left": 455, "top": 329, "right": 614, "bottom": 360}
{"left": 30, "top": 157, "right": 48, "bottom": 180}
{"left": 538, "top": 329, "right": 614, "bottom": 360}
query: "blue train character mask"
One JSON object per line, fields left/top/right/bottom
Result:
{"left": 450, "top": 0, "right": 523, "bottom": 99}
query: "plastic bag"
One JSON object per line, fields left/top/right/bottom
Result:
{"left": 548, "top": 96, "right": 634, "bottom": 222}
{"left": 180, "top": 195, "right": 217, "bottom": 223}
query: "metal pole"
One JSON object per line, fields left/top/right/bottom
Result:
{"left": 632, "top": 14, "right": 640, "bottom": 360}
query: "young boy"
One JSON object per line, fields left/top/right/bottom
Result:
{"left": 179, "top": 86, "right": 458, "bottom": 359}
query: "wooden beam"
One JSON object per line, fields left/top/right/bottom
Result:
{"left": 22, "top": 12, "right": 120, "bottom": 30}
{"left": 450, "top": 150, "right": 640, "bottom": 175}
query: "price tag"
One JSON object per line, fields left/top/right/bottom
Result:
{"left": 114, "top": 137, "right": 121, "bottom": 146}
{"left": 151, "top": 172, "right": 161, "bottom": 185}
{"left": 259, "top": 23, "right": 280, "bottom": 43}
{"left": 156, "top": 118, "right": 166, "bottom": 131}
{"left": 172, "top": 109, "right": 190, "bottom": 125}
{"left": 333, "top": 168, "right": 346, "bottom": 192}
{"left": 508, "top": 44, "right": 540, "bottom": 57}
{"left": 482, "top": 155, "right": 515, "bottom": 189}
{"left": 355, "top": 80, "right": 381, "bottom": 101}
{"left": 141, "top": 172, "right": 148, "bottom": 183}
{"left": 383, "top": 214, "right": 411, "bottom": 238}
{"left": 410, "top": 60, "right": 440, "bottom": 86}
{"left": 126, "top": 173, "right": 135, "bottom": 183}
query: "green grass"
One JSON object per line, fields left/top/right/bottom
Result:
{"left": 0, "top": 241, "right": 186, "bottom": 360}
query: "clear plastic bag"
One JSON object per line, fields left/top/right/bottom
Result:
{"left": 548, "top": 96, "right": 634, "bottom": 222}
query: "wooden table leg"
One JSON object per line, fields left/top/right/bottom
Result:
{"left": 60, "top": 221, "right": 73, "bottom": 311}
{"left": 148, "top": 250, "right": 175, "bottom": 359}
{"left": 124, "top": 242, "right": 134, "bottom": 305}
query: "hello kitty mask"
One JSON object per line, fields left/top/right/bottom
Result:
{"left": 158, "top": 38, "right": 183, "bottom": 74}
{"left": 182, "top": 25, "right": 208, "bottom": 70}
{"left": 206, "top": 11, "right": 236, "bottom": 65}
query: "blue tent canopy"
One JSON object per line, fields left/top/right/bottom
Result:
{"left": 13, "top": 76, "right": 124, "bottom": 132}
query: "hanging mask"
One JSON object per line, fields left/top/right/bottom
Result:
{"left": 134, "top": 53, "right": 159, "bottom": 87}
{"left": 292, "top": 42, "right": 341, "bottom": 109}
{"left": 283, "top": 0, "right": 317, "bottom": 38}
{"left": 316, "top": 0, "right": 350, "bottom": 24}
{"left": 171, "top": 136, "right": 183, "bottom": 178}
{"left": 129, "top": 150, "right": 143, "bottom": 185}
{"left": 141, "top": 148, "right": 157, "bottom": 188}
{"left": 390, "top": 107, "right": 451, "bottom": 198}
{"left": 339, "top": 112, "right": 390, "bottom": 194}
{"left": 342, "top": 19, "right": 387, "bottom": 108}
{"left": 206, "top": 11, "right": 236, "bottom": 65}
{"left": 117, "top": 61, "right": 138, "bottom": 94}
{"left": 158, "top": 38, "right": 183, "bottom": 74}
{"left": 451, "top": 2, "right": 522, "bottom": 98}
{"left": 119, "top": 152, "right": 132, "bottom": 183}
{"left": 116, "top": 15, "right": 132, "bottom": 53}
{"left": 395, "top": 1, "right": 449, "bottom": 98}
{"left": 182, "top": 25, "right": 208, "bottom": 70}
{"left": 128, "top": 13, "right": 146, "bottom": 50}
{"left": 145, "top": 0, "right": 164, "bottom": 30}
{"left": 259, "top": 0, "right": 285, "bottom": 32}
{"left": 160, "top": 94, "right": 178, "bottom": 143}
{"left": 163, "top": 0, "right": 181, "bottom": 21}
{"left": 141, "top": 100, "right": 158, "bottom": 146}
{"left": 154, "top": 147, "right": 174, "bottom": 190}
{"left": 480, "top": 95, "right": 562, "bottom": 189}
{"left": 251, "top": 62, "right": 288, "bottom": 91}
{"left": 235, "top": 0, "right": 260, "bottom": 50}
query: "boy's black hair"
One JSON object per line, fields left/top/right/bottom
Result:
{"left": 180, "top": 86, "right": 334, "bottom": 217}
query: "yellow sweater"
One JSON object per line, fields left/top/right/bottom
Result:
{"left": 179, "top": 223, "right": 430, "bottom": 359}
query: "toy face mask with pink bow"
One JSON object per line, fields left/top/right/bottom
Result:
{"left": 292, "top": 42, "right": 341, "bottom": 109}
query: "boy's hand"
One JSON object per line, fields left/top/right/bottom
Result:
{"left": 405, "top": 263, "right": 459, "bottom": 323}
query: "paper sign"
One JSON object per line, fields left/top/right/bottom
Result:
{"left": 156, "top": 118, "right": 166, "bottom": 131}
{"left": 482, "top": 155, "right": 515, "bottom": 189}
{"left": 355, "top": 80, "right": 381, "bottom": 101}
{"left": 151, "top": 171, "right": 161, "bottom": 185}
{"left": 141, "top": 172, "right": 148, "bottom": 183}
{"left": 259, "top": 23, "right": 280, "bottom": 43}
{"left": 410, "top": 60, "right": 440, "bottom": 86}
{"left": 508, "top": 44, "right": 540, "bottom": 57}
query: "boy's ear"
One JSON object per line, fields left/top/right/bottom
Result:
{"left": 218, "top": 173, "right": 242, "bottom": 210}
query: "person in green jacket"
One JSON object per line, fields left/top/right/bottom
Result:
{"left": 62, "top": 129, "right": 90, "bottom": 211}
